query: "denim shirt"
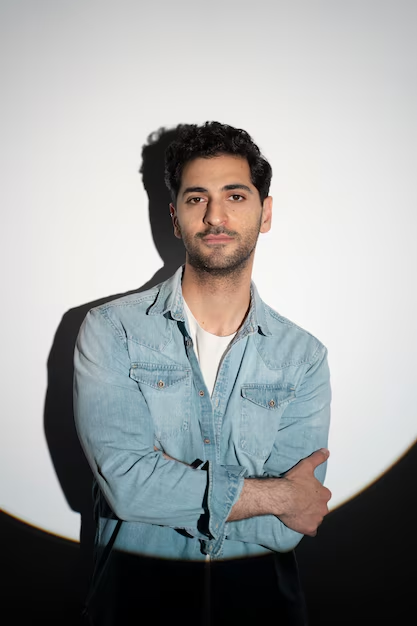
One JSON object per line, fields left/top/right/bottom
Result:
{"left": 74, "top": 267, "right": 331, "bottom": 563}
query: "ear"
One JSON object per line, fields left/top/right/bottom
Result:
{"left": 260, "top": 196, "right": 272, "bottom": 233}
{"left": 169, "top": 203, "right": 182, "bottom": 239}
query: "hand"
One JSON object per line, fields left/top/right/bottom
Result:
{"left": 154, "top": 446, "right": 188, "bottom": 465}
{"left": 154, "top": 445, "right": 174, "bottom": 460}
{"left": 277, "top": 448, "right": 332, "bottom": 536}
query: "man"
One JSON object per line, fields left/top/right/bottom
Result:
{"left": 74, "top": 121, "right": 331, "bottom": 625}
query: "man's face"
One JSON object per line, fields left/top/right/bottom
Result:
{"left": 170, "top": 154, "right": 272, "bottom": 276}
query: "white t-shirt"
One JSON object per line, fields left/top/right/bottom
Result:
{"left": 183, "top": 300, "right": 236, "bottom": 396}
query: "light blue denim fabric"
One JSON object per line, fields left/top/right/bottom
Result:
{"left": 74, "top": 267, "right": 331, "bottom": 562}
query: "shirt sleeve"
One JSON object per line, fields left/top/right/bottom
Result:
{"left": 73, "top": 307, "right": 244, "bottom": 536}
{"left": 222, "top": 343, "right": 331, "bottom": 554}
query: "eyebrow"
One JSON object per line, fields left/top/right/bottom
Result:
{"left": 182, "top": 184, "right": 253, "bottom": 197}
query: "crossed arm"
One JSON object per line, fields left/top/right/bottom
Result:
{"left": 74, "top": 308, "right": 331, "bottom": 556}
{"left": 158, "top": 445, "right": 331, "bottom": 532}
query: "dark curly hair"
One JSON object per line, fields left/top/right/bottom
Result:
{"left": 164, "top": 121, "right": 272, "bottom": 204}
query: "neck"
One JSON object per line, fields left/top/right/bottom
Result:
{"left": 181, "top": 260, "right": 253, "bottom": 336}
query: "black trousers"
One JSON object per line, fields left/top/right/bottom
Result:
{"left": 83, "top": 551, "right": 308, "bottom": 626}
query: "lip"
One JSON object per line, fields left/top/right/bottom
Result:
{"left": 202, "top": 235, "right": 234, "bottom": 244}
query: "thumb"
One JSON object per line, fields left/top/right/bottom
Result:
{"left": 308, "top": 448, "right": 330, "bottom": 468}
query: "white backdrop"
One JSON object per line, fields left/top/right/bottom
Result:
{"left": 1, "top": 0, "right": 416, "bottom": 541}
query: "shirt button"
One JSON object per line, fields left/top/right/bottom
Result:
{"left": 204, "top": 438, "right": 210, "bottom": 444}
{"left": 268, "top": 399, "right": 275, "bottom": 408}
{"left": 199, "top": 390, "right": 205, "bottom": 397}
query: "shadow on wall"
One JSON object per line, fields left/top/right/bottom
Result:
{"left": 43, "top": 125, "right": 185, "bottom": 593}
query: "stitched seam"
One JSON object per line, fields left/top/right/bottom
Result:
{"left": 98, "top": 308, "right": 126, "bottom": 344}
{"left": 131, "top": 362, "right": 191, "bottom": 372}
{"left": 127, "top": 335, "right": 173, "bottom": 351}
{"left": 99, "top": 293, "right": 158, "bottom": 311}
{"left": 253, "top": 338, "right": 321, "bottom": 369}
{"left": 265, "top": 304, "right": 326, "bottom": 344}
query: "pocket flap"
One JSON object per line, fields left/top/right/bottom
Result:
{"left": 241, "top": 384, "right": 295, "bottom": 409}
{"left": 130, "top": 362, "right": 190, "bottom": 389}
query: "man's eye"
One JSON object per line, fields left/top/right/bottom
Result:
{"left": 187, "top": 197, "right": 205, "bottom": 204}
{"left": 229, "top": 194, "right": 244, "bottom": 201}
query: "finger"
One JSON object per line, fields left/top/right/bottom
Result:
{"left": 308, "top": 448, "right": 330, "bottom": 468}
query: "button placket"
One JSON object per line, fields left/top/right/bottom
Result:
{"left": 183, "top": 330, "right": 216, "bottom": 462}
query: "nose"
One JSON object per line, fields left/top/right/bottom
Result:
{"left": 203, "top": 198, "right": 227, "bottom": 227}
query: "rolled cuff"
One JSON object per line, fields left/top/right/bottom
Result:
{"left": 203, "top": 462, "right": 247, "bottom": 557}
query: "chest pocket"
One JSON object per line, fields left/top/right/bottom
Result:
{"left": 130, "top": 363, "right": 191, "bottom": 440}
{"left": 240, "top": 383, "right": 296, "bottom": 459}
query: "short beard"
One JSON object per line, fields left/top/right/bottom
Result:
{"left": 186, "top": 242, "right": 255, "bottom": 279}
{"left": 180, "top": 221, "right": 261, "bottom": 281}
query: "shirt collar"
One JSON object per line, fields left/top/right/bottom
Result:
{"left": 148, "top": 266, "right": 186, "bottom": 321}
{"left": 148, "top": 265, "right": 272, "bottom": 337}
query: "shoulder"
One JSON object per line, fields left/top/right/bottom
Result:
{"left": 83, "top": 283, "right": 164, "bottom": 342}
{"left": 256, "top": 301, "right": 327, "bottom": 369}
{"left": 94, "top": 285, "right": 160, "bottom": 315}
